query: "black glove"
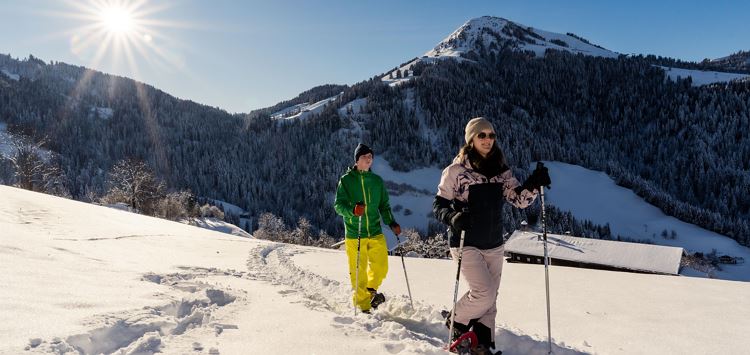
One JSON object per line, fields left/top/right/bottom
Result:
{"left": 450, "top": 211, "right": 471, "bottom": 231}
{"left": 523, "top": 162, "right": 551, "bottom": 191}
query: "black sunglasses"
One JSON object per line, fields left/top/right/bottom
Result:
{"left": 477, "top": 132, "right": 496, "bottom": 139}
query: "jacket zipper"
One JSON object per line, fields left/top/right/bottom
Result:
{"left": 359, "top": 174, "right": 370, "bottom": 237}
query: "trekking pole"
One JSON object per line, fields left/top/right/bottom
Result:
{"left": 540, "top": 183, "right": 553, "bottom": 354}
{"left": 448, "top": 227, "right": 467, "bottom": 346}
{"left": 394, "top": 233, "right": 413, "bottom": 308}
{"left": 354, "top": 215, "right": 362, "bottom": 316}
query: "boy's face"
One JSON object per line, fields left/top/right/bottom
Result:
{"left": 356, "top": 153, "right": 373, "bottom": 171}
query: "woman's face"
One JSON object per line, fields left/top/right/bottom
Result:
{"left": 472, "top": 129, "right": 496, "bottom": 157}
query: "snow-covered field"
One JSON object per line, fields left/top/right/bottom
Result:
{"left": 1, "top": 68, "right": 20, "bottom": 81}
{"left": 90, "top": 107, "right": 114, "bottom": 120}
{"left": 338, "top": 97, "right": 368, "bottom": 116}
{"left": 1, "top": 184, "right": 748, "bottom": 355}
{"left": 370, "top": 159, "right": 439, "bottom": 246}
{"left": 657, "top": 65, "right": 750, "bottom": 86}
{"left": 270, "top": 94, "right": 341, "bottom": 120}
{"left": 539, "top": 162, "right": 750, "bottom": 281}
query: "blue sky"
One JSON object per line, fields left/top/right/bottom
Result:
{"left": 1, "top": 0, "right": 748, "bottom": 113}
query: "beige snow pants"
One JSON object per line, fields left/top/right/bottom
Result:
{"left": 450, "top": 244, "right": 505, "bottom": 339}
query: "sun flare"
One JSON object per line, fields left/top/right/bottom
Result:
{"left": 99, "top": 6, "right": 134, "bottom": 35}
{"left": 52, "top": 0, "right": 187, "bottom": 77}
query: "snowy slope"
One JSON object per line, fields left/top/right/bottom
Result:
{"left": 338, "top": 97, "right": 368, "bottom": 116}
{"left": 1, "top": 68, "right": 20, "bottom": 81}
{"left": 89, "top": 107, "right": 114, "bottom": 120}
{"left": 2, "top": 184, "right": 748, "bottom": 354}
{"left": 270, "top": 94, "right": 341, "bottom": 120}
{"left": 187, "top": 217, "right": 252, "bottom": 238}
{"left": 657, "top": 65, "right": 750, "bottom": 86}
{"left": 538, "top": 161, "right": 750, "bottom": 281}
{"left": 370, "top": 159, "right": 440, "bottom": 245}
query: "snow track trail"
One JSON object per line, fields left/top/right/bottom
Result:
{"left": 23, "top": 268, "right": 244, "bottom": 354}
{"left": 246, "top": 243, "right": 590, "bottom": 355}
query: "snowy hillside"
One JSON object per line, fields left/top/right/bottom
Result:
{"left": 1, "top": 68, "right": 20, "bottom": 81}
{"left": 657, "top": 65, "right": 750, "bottom": 86}
{"left": 539, "top": 162, "right": 750, "bottom": 281}
{"left": 1, "top": 185, "right": 748, "bottom": 355}
{"left": 383, "top": 16, "right": 618, "bottom": 86}
{"left": 270, "top": 94, "right": 341, "bottom": 120}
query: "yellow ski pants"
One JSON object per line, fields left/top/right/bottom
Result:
{"left": 345, "top": 234, "right": 388, "bottom": 311}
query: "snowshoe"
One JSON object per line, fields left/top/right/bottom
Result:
{"left": 448, "top": 331, "right": 477, "bottom": 354}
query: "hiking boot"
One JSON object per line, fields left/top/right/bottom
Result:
{"left": 472, "top": 322, "right": 493, "bottom": 348}
{"left": 368, "top": 288, "right": 385, "bottom": 309}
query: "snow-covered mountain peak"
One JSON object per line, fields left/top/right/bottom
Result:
{"left": 382, "top": 16, "right": 618, "bottom": 86}
{"left": 426, "top": 16, "right": 618, "bottom": 59}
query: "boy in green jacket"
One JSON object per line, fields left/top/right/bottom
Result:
{"left": 334, "top": 143, "right": 401, "bottom": 313}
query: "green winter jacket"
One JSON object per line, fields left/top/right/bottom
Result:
{"left": 334, "top": 166, "right": 395, "bottom": 239}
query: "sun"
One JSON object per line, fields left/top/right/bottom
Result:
{"left": 98, "top": 6, "right": 135, "bottom": 35}
{"left": 50, "top": 0, "right": 190, "bottom": 78}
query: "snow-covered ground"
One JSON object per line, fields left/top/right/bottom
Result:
{"left": 101, "top": 202, "right": 249, "bottom": 238}
{"left": 1, "top": 68, "right": 20, "bottom": 81}
{"left": 186, "top": 217, "right": 252, "bottom": 238}
{"left": 537, "top": 161, "right": 750, "bottom": 281}
{"left": 338, "top": 97, "right": 368, "bottom": 116}
{"left": 1, "top": 184, "right": 748, "bottom": 354}
{"left": 370, "top": 158, "right": 440, "bottom": 245}
{"left": 657, "top": 66, "right": 750, "bottom": 86}
{"left": 271, "top": 94, "right": 341, "bottom": 120}
{"left": 205, "top": 198, "right": 253, "bottom": 232}
{"left": 90, "top": 107, "right": 114, "bottom": 120}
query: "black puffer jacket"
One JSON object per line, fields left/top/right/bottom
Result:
{"left": 433, "top": 153, "right": 538, "bottom": 249}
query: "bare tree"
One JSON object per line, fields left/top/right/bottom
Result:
{"left": 155, "top": 190, "right": 197, "bottom": 221}
{"left": 291, "top": 217, "right": 313, "bottom": 245}
{"left": 254, "top": 212, "right": 289, "bottom": 242}
{"left": 103, "top": 158, "right": 164, "bottom": 214}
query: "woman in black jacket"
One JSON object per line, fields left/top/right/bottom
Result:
{"left": 433, "top": 117, "right": 551, "bottom": 353}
